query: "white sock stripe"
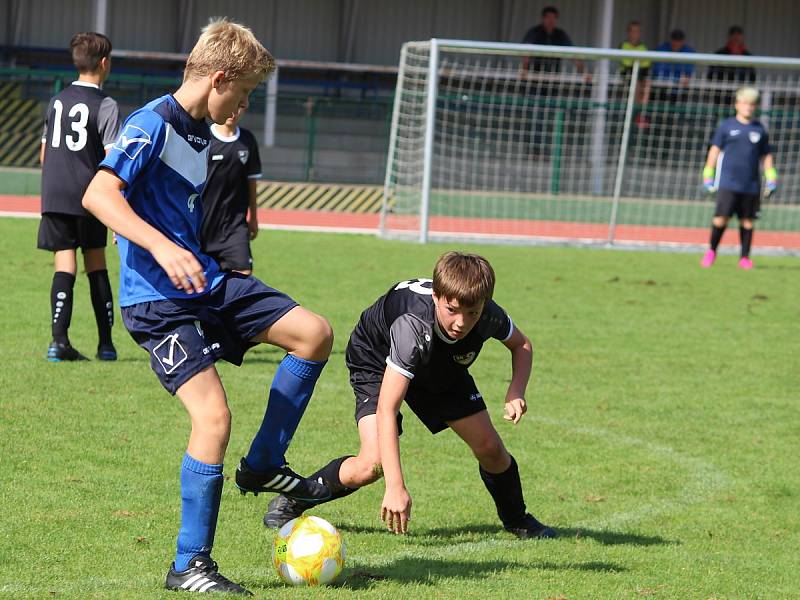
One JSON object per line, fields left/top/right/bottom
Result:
{"left": 198, "top": 580, "right": 217, "bottom": 592}
{"left": 188, "top": 577, "right": 210, "bottom": 592}
{"left": 282, "top": 478, "right": 300, "bottom": 493}
{"left": 181, "top": 574, "right": 204, "bottom": 589}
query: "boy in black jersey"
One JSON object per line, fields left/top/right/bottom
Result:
{"left": 265, "top": 252, "right": 556, "bottom": 539}
{"left": 201, "top": 106, "right": 262, "bottom": 274}
{"left": 38, "top": 32, "right": 120, "bottom": 361}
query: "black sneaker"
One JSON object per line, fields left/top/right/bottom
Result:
{"left": 47, "top": 341, "right": 89, "bottom": 362}
{"left": 263, "top": 494, "right": 310, "bottom": 529}
{"left": 234, "top": 458, "right": 331, "bottom": 502}
{"left": 165, "top": 555, "right": 252, "bottom": 595}
{"left": 504, "top": 514, "right": 557, "bottom": 539}
{"left": 96, "top": 343, "right": 117, "bottom": 361}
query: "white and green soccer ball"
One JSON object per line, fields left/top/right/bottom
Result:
{"left": 272, "top": 515, "right": 345, "bottom": 586}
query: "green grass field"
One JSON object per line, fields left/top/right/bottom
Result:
{"left": 1, "top": 217, "right": 798, "bottom": 599}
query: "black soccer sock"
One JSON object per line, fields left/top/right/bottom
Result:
{"left": 479, "top": 455, "right": 527, "bottom": 529}
{"left": 50, "top": 271, "right": 76, "bottom": 345}
{"left": 88, "top": 269, "right": 114, "bottom": 345}
{"left": 709, "top": 225, "right": 726, "bottom": 251}
{"left": 306, "top": 456, "right": 358, "bottom": 506}
{"left": 740, "top": 226, "right": 753, "bottom": 258}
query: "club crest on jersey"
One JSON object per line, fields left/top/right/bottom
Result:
{"left": 749, "top": 131, "right": 761, "bottom": 144}
{"left": 152, "top": 333, "right": 188, "bottom": 374}
{"left": 114, "top": 124, "right": 151, "bottom": 160}
{"left": 453, "top": 351, "right": 476, "bottom": 366}
{"left": 238, "top": 150, "right": 249, "bottom": 164}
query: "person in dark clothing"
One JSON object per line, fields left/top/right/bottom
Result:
{"left": 707, "top": 26, "right": 756, "bottom": 84}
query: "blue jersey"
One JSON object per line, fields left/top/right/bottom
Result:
{"left": 710, "top": 117, "right": 771, "bottom": 195}
{"left": 100, "top": 94, "right": 224, "bottom": 307}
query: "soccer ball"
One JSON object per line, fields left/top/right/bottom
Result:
{"left": 272, "top": 516, "right": 345, "bottom": 586}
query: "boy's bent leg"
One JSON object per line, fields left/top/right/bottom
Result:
{"left": 173, "top": 367, "right": 229, "bottom": 572}
{"left": 264, "top": 414, "right": 380, "bottom": 528}
{"left": 242, "top": 307, "right": 332, "bottom": 473}
{"left": 448, "top": 411, "right": 556, "bottom": 539}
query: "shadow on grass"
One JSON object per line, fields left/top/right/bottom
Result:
{"left": 557, "top": 527, "right": 678, "bottom": 546}
{"left": 337, "top": 522, "right": 676, "bottom": 547}
{"left": 328, "top": 557, "right": 626, "bottom": 590}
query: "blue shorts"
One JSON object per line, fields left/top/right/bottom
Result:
{"left": 121, "top": 273, "right": 298, "bottom": 394}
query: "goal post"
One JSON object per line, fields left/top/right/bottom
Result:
{"left": 381, "top": 40, "right": 800, "bottom": 253}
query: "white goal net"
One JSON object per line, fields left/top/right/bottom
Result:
{"left": 381, "top": 40, "right": 800, "bottom": 253}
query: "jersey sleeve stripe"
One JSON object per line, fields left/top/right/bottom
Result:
{"left": 386, "top": 357, "right": 414, "bottom": 379}
{"left": 247, "top": 173, "right": 262, "bottom": 179}
{"left": 501, "top": 316, "right": 515, "bottom": 342}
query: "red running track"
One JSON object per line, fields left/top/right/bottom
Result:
{"left": 3, "top": 195, "right": 798, "bottom": 249}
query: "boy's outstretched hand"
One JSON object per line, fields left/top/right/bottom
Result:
{"left": 150, "top": 239, "right": 207, "bottom": 294}
{"left": 503, "top": 397, "right": 527, "bottom": 424}
{"left": 381, "top": 486, "right": 412, "bottom": 534}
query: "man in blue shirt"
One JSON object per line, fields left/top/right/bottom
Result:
{"left": 83, "top": 19, "right": 332, "bottom": 595}
{"left": 701, "top": 87, "right": 777, "bottom": 270}
{"left": 652, "top": 30, "right": 695, "bottom": 84}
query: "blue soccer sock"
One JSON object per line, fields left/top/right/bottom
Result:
{"left": 245, "top": 354, "right": 326, "bottom": 472}
{"left": 175, "top": 453, "right": 224, "bottom": 572}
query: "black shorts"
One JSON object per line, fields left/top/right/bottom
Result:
{"left": 350, "top": 370, "right": 488, "bottom": 435}
{"left": 121, "top": 273, "right": 297, "bottom": 394}
{"left": 205, "top": 231, "right": 253, "bottom": 271}
{"left": 715, "top": 189, "right": 760, "bottom": 220}
{"left": 37, "top": 212, "right": 108, "bottom": 251}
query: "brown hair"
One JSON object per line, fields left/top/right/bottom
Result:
{"left": 70, "top": 32, "right": 112, "bottom": 74}
{"left": 432, "top": 251, "right": 496, "bottom": 307}
{"left": 184, "top": 18, "right": 275, "bottom": 82}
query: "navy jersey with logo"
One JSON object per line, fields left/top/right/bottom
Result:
{"left": 99, "top": 94, "right": 223, "bottom": 307}
{"left": 201, "top": 125, "right": 262, "bottom": 250}
{"left": 41, "top": 82, "right": 120, "bottom": 215}
{"left": 345, "top": 278, "right": 514, "bottom": 394}
{"left": 711, "top": 117, "right": 771, "bottom": 195}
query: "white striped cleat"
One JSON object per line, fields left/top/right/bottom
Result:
{"left": 234, "top": 458, "right": 331, "bottom": 502}
{"left": 165, "top": 555, "right": 251, "bottom": 595}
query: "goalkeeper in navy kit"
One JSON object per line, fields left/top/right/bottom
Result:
{"left": 701, "top": 86, "right": 777, "bottom": 270}
{"left": 264, "top": 251, "right": 556, "bottom": 540}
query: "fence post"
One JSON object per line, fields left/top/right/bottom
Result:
{"left": 550, "top": 109, "right": 564, "bottom": 195}
{"left": 304, "top": 97, "right": 316, "bottom": 182}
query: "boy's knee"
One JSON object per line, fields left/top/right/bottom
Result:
{"left": 195, "top": 406, "right": 232, "bottom": 440}
{"left": 299, "top": 314, "right": 333, "bottom": 361}
{"left": 712, "top": 216, "right": 728, "bottom": 228}
{"left": 355, "top": 462, "right": 383, "bottom": 486}
{"left": 471, "top": 436, "right": 507, "bottom": 463}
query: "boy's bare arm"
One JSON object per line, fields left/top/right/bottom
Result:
{"left": 82, "top": 169, "right": 207, "bottom": 294}
{"left": 502, "top": 326, "right": 533, "bottom": 424}
{"left": 247, "top": 179, "right": 259, "bottom": 240}
{"left": 377, "top": 367, "right": 412, "bottom": 534}
{"left": 705, "top": 145, "right": 721, "bottom": 169}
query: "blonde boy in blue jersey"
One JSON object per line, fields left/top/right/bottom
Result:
{"left": 83, "top": 20, "right": 332, "bottom": 594}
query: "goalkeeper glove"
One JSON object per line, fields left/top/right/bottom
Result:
{"left": 702, "top": 166, "right": 717, "bottom": 194}
{"left": 764, "top": 167, "right": 778, "bottom": 197}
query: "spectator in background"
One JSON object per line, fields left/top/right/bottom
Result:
{"left": 619, "top": 20, "right": 651, "bottom": 128}
{"left": 707, "top": 26, "right": 756, "bottom": 83}
{"left": 520, "top": 6, "right": 587, "bottom": 76}
{"left": 652, "top": 29, "right": 695, "bottom": 86}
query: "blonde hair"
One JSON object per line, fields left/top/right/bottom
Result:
{"left": 433, "top": 252, "right": 495, "bottom": 307}
{"left": 184, "top": 18, "right": 275, "bottom": 82}
{"left": 736, "top": 86, "right": 759, "bottom": 104}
